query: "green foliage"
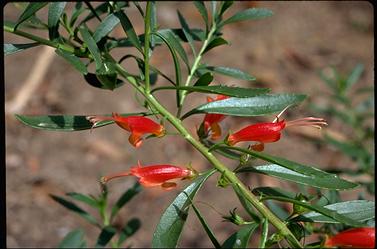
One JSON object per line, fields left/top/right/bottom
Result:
{"left": 5, "top": 2, "right": 374, "bottom": 248}
{"left": 152, "top": 170, "right": 215, "bottom": 248}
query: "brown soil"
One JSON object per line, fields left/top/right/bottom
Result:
{"left": 5, "top": 2, "right": 374, "bottom": 248}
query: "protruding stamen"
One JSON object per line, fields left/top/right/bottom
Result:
{"left": 86, "top": 115, "right": 115, "bottom": 132}
{"left": 285, "top": 117, "right": 328, "bottom": 129}
{"left": 273, "top": 105, "right": 292, "bottom": 123}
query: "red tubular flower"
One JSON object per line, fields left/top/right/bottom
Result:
{"left": 324, "top": 227, "right": 375, "bottom": 248}
{"left": 86, "top": 113, "right": 165, "bottom": 148}
{"left": 202, "top": 95, "right": 229, "bottom": 140}
{"left": 100, "top": 162, "right": 196, "bottom": 190}
{"left": 227, "top": 117, "right": 327, "bottom": 151}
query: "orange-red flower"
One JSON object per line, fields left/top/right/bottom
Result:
{"left": 324, "top": 227, "right": 375, "bottom": 248}
{"left": 86, "top": 113, "right": 165, "bottom": 148}
{"left": 100, "top": 162, "right": 196, "bottom": 190}
{"left": 202, "top": 95, "right": 229, "bottom": 140}
{"left": 227, "top": 117, "right": 327, "bottom": 151}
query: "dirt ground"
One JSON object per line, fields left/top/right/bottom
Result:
{"left": 5, "top": 2, "right": 374, "bottom": 248}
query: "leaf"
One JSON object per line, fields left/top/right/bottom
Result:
{"left": 182, "top": 93, "right": 306, "bottom": 119}
{"left": 152, "top": 85, "right": 270, "bottom": 98}
{"left": 15, "top": 2, "right": 48, "bottom": 29}
{"left": 238, "top": 163, "right": 357, "bottom": 190}
{"left": 79, "top": 26, "right": 103, "bottom": 70}
{"left": 58, "top": 229, "right": 87, "bottom": 248}
{"left": 95, "top": 226, "right": 117, "bottom": 248}
{"left": 232, "top": 184, "right": 260, "bottom": 222}
{"left": 50, "top": 194, "right": 99, "bottom": 226}
{"left": 115, "top": 11, "right": 142, "bottom": 52}
{"left": 118, "top": 218, "right": 141, "bottom": 246}
{"left": 48, "top": 2, "right": 66, "bottom": 40}
{"left": 4, "top": 43, "right": 40, "bottom": 55}
{"left": 259, "top": 219, "right": 269, "bottom": 248}
{"left": 221, "top": 223, "right": 259, "bottom": 249}
{"left": 203, "top": 37, "right": 229, "bottom": 54}
{"left": 206, "top": 66, "right": 255, "bottom": 81}
{"left": 187, "top": 195, "right": 221, "bottom": 248}
{"left": 177, "top": 10, "right": 196, "bottom": 56}
{"left": 220, "top": 8, "right": 273, "bottom": 27}
{"left": 66, "top": 192, "right": 98, "bottom": 208}
{"left": 253, "top": 187, "right": 365, "bottom": 227}
{"left": 294, "top": 200, "right": 375, "bottom": 223}
{"left": 159, "top": 29, "right": 190, "bottom": 71}
{"left": 194, "top": 72, "right": 213, "bottom": 86}
{"left": 345, "top": 63, "right": 364, "bottom": 91}
{"left": 111, "top": 182, "right": 142, "bottom": 220}
{"left": 152, "top": 169, "right": 216, "bottom": 248}
{"left": 153, "top": 32, "right": 182, "bottom": 106}
{"left": 84, "top": 72, "right": 124, "bottom": 90}
{"left": 55, "top": 49, "right": 88, "bottom": 75}
{"left": 218, "top": 1, "right": 234, "bottom": 17}
{"left": 226, "top": 147, "right": 358, "bottom": 190}
{"left": 15, "top": 113, "right": 146, "bottom": 131}
{"left": 93, "top": 13, "right": 120, "bottom": 42}
{"left": 194, "top": 1, "right": 209, "bottom": 31}
{"left": 202, "top": 140, "right": 242, "bottom": 160}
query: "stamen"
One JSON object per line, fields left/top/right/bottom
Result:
{"left": 286, "top": 117, "right": 327, "bottom": 129}
{"left": 100, "top": 172, "right": 131, "bottom": 184}
{"left": 86, "top": 115, "right": 115, "bottom": 132}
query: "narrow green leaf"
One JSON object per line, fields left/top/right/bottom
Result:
{"left": 194, "top": 72, "right": 213, "bottom": 86}
{"left": 118, "top": 218, "right": 141, "bottom": 246}
{"left": 253, "top": 187, "right": 296, "bottom": 199}
{"left": 226, "top": 147, "right": 358, "bottom": 190}
{"left": 66, "top": 192, "right": 98, "bottom": 208}
{"left": 55, "top": 49, "right": 88, "bottom": 75}
{"left": 259, "top": 219, "right": 269, "bottom": 248}
{"left": 194, "top": 1, "right": 209, "bottom": 31}
{"left": 160, "top": 30, "right": 190, "bottom": 71}
{"left": 79, "top": 2, "right": 128, "bottom": 24}
{"left": 15, "top": 2, "right": 48, "bottom": 29}
{"left": 48, "top": 2, "right": 66, "bottom": 40}
{"left": 221, "top": 8, "right": 273, "bottom": 27}
{"left": 79, "top": 26, "right": 103, "bottom": 70}
{"left": 207, "top": 66, "right": 255, "bottom": 81}
{"left": 187, "top": 195, "right": 221, "bottom": 248}
{"left": 69, "top": 2, "right": 85, "bottom": 27}
{"left": 115, "top": 11, "right": 142, "bottom": 52}
{"left": 50, "top": 194, "right": 99, "bottom": 226}
{"left": 4, "top": 43, "right": 40, "bottom": 55}
{"left": 202, "top": 140, "right": 241, "bottom": 160}
{"left": 182, "top": 94, "right": 306, "bottom": 119}
{"left": 152, "top": 169, "right": 216, "bottom": 248}
{"left": 221, "top": 223, "right": 259, "bottom": 248}
{"left": 345, "top": 63, "right": 364, "bottom": 91}
{"left": 153, "top": 32, "right": 182, "bottom": 106}
{"left": 93, "top": 13, "right": 120, "bottom": 42}
{"left": 203, "top": 37, "right": 229, "bottom": 54}
{"left": 58, "top": 229, "right": 87, "bottom": 248}
{"left": 84, "top": 72, "right": 124, "bottom": 90}
{"left": 152, "top": 85, "right": 270, "bottom": 98}
{"left": 253, "top": 188, "right": 365, "bottom": 227}
{"left": 95, "top": 226, "right": 117, "bottom": 248}
{"left": 238, "top": 163, "right": 357, "bottom": 190}
{"left": 15, "top": 113, "right": 146, "bottom": 131}
{"left": 232, "top": 184, "right": 260, "bottom": 222}
{"left": 218, "top": 1, "right": 234, "bottom": 17}
{"left": 295, "top": 200, "right": 375, "bottom": 223}
{"left": 111, "top": 182, "right": 142, "bottom": 220}
{"left": 177, "top": 10, "right": 196, "bottom": 56}
{"left": 106, "top": 28, "right": 206, "bottom": 49}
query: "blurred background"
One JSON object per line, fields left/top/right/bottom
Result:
{"left": 5, "top": 1, "right": 374, "bottom": 247}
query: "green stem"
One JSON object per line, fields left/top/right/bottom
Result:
{"left": 176, "top": 22, "right": 217, "bottom": 117}
{"left": 115, "top": 64, "right": 302, "bottom": 248}
{"left": 144, "top": 2, "right": 152, "bottom": 93}
{"left": 4, "top": 23, "right": 75, "bottom": 53}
